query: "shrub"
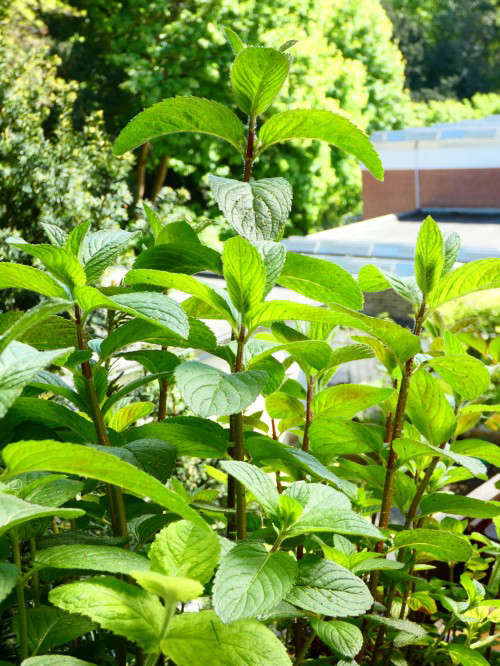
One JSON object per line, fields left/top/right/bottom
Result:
{"left": 0, "top": 28, "right": 499, "bottom": 666}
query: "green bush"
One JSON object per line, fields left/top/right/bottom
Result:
{"left": 1, "top": 34, "right": 499, "bottom": 665}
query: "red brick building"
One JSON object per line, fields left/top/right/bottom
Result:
{"left": 362, "top": 116, "right": 500, "bottom": 219}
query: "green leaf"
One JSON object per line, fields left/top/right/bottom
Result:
{"left": 0, "top": 263, "right": 68, "bottom": 299}
{"left": 452, "top": 439, "right": 500, "bottom": 468}
{"left": 12, "top": 243, "right": 86, "bottom": 289}
{"left": 126, "top": 269, "right": 235, "bottom": 325}
{"left": 231, "top": 46, "right": 290, "bottom": 116}
{"left": 14, "top": 315, "right": 77, "bottom": 351}
{"left": 249, "top": 302, "right": 420, "bottom": 363}
{"left": 251, "top": 356, "right": 285, "bottom": 395}
{"left": 283, "top": 482, "right": 381, "bottom": 539}
{"left": 0, "top": 300, "right": 72, "bottom": 354}
{"left": 309, "top": 417, "right": 382, "bottom": 463}
{"left": 0, "top": 492, "right": 84, "bottom": 537}
{"left": 149, "top": 520, "right": 220, "bottom": 584}
{"left": 208, "top": 176, "right": 292, "bottom": 241}
{"left": 393, "top": 438, "right": 486, "bottom": 477}
{"left": 245, "top": 437, "right": 357, "bottom": 498}
{"left": 223, "top": 26, "right": 245, "bottom": 54}
{"left": 75, "top": 286, "right": 189, "bottom": 338}
{"left": 35, "top": 544, "right": 150, "bottom": 575}
{"left": 220, "top": 460, "right": 279, "bottom": 517}
{"left": 142, "top": 202, "right": 163, "bottom": 237}
{"left": 213, "top": 542, "right": 298, "bottom": 622}
{"left": 156, "top": 221, "right": 200, "bottom": 246}
{"left": 42, "top": 222, "right": 68, "bottom": 246}
{"left": 123, "top": 439, "right": 177, "bottom": 482}
{"left": 131, "top": 571, "right": 203, "bottom": 603}
{"left": 364, "top": 615, "right": 426, "bottom": 648}
{"left": 312, "top": 384, "right": 393, "bottom": 419}
{"left": 101, "top": 316, "right": 216, "bottom": 360}
{"left": 406, "top": 369, "right": 456, "bottom": 446}
{"left": 22, "top": 657, "right": 96, "bottom": 666}
{"left": 286, "top": 556, "right": 373, "bottom": 617}
{"left": 420, "top": 493, "right": 500, "bottom": 518}
{"left": 326, "top": 344, "right": 376, "bottom": 371}
{"left": 3, "top": 398, "right": 97, "bottom": 443}
{"left": 442, "top": 232, "right": 461, "bottom": 275}
{"left": 427, "top": 355, "right": 490, "bottom": 400}
{"left": 133, "top": 242, "right": 222, "bottom": 274}
{"left": 251, "top": 340, "right": 333, "bottom": 374}
{"left": 0, "top": 342, "right": 73, "bottom": 417}
{"left": 162, "top": 610, "right": 292, "bottom": 666}
{"left": 114, "top": 96, "right": 246, "bottom": 155}
{"left": 127, "top": 417, "right": 227, "bottom": 458}
{"left": 358, "top": 265, "right": 421, "bottom": 305}
{"left": 429, "top": 258, "right": 500, "bottom": 308}
{"left": 66, "top": 221, "right": 91, "bottom": 258}
{"left": 0, "top": 561, "right": 18, "bottom": 602}
{"left": 254, "top": 240, "right": 286, "bottom": 295}
{"left": 393, "top": 528, "right": 472, "bottom": 562}
{"left": 49, "top": 576, "right": 164, "bottom": 652}
{"left": 81, "top": 230, "right": 137, "bottom": 284}
{"left": 2, "top": 440, "right": 208, "bottom": 529}
{"left": 175, "top": 361, "right": 266, "bottom": 417}
{"left": 414, "top": 215, "right": 444, "bottom": 295}
{"left": 265, "top": 391, "right": 304, "bottom": 419}
{"left": 223, "top": 236, "right": 266, "bottom": 313}
{"left": 21, "top": 476, "right": 84, "bottom": 508}
{"left": 311, "top": 618, "right": 363, "bottom": 658}
{"left": 447, "top": 643, "right": 489, "bottom": 666}
{"left": 107, "top": 402, "right": 154, "bottom": 431}
{"left": 258, "top": 109, "right": 384, "bottom": 180}
{"left": 14, "top": 606, "right": 95, "bottom": 655}
{"left": 279, "top": 252, "right": 363, "bottom": 310}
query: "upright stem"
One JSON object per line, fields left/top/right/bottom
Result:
{"left": 302, "top": 375, "right": 314, "bottom": 452}
{"left": 243, "top": 116, "right": 255, "bottom": 183}
{"left": 228, "top": 326, "right": 247, "bottom": 540}
{"left": 151, "top": 154, "right": 169, "bottom": 202}
{"left": 30, "top": 538, "right": 40, "bottom": 606}
{"left": 368, "top": 301, "right": 426, "bottom": 657}
{"left": 74, "top": 305, "right": 128, "bottom": 541}
{"left": 12, "top": 530, "right": 28, "bottom": 661}
{"left": 158, "top": 346, "right": 169, "bottom": 421}
{"left": 135, "top": 141, "right": 150, "bottom": 205}
{"left": 376, "top": 301, "right": 426, "bottom": 535}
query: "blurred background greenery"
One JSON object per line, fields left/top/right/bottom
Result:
{"left": 1, "top": 0, "right": 499, "bottom": 257}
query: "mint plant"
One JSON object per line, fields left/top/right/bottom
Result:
{"left": 1, "top": 28, "right": 500, "bottom": 666}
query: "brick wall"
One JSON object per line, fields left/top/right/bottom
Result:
{"left": 363, "top": 168, "right": 500, "bottom": 219}
{"left": 420, "top": 169, "right": 500, "bottom": 209}
{"left": 362, "top": 170, "right": 415, "bottom": 219}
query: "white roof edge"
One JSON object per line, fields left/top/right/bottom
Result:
{"left": 371, "top": 115, "right": 500, "bottom": 144}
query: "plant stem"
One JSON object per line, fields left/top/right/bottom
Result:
{"left": 74, "top": 304, "right": 128, "bottom": 541}
{"left": 404, "top": 456, "right": 439, "bottom": 529}
{"left": 243, "top": 115, "right": 255, "bottom": 183}
{"left": 158, "top": 346, "right": 169, "bottom": 421}
{"left": 375, "top": 301, "right": 426, "bottom": 538}
{"left": 228, "top": 326, "right": 247, "bottom": 540}
{"left": 302, "top": 375, "right": 314, "bottom": 452}
{"left": 294, "top": 627, "right": 315, "bottom": 666}
{"left": 12, "top": 530, "right": 28, "bottom": 661}
{"left": 29, "top": 538, "right": 40, "bottom": 606}
{"left": 369, "top": 301, "right": 426, "bottom": 655}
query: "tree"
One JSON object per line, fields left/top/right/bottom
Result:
{"left": 0, "top": 2, "right": 133, "bottom": 307}
{"left": 384, "top": 0, "right": 500, "bottom": 100}
{"left": 45, "top": 0, "right": 408, "bottom": 232}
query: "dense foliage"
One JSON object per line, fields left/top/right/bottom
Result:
{"left": 384, "top": 0, "right": 500, "bottom": 101}
{"left": 1, "top": 35, "right": 500, "bottom": 666}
